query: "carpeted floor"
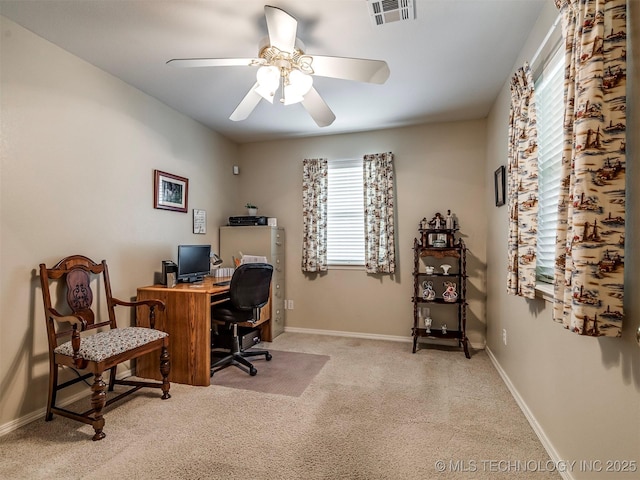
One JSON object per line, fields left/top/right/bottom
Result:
{"left": 211, "top": 349, "right": 330, "bottom": 396}
{"left": 0, "top": 333, "right": 559, "bottom": 479}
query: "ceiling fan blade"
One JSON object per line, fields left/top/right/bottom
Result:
{"left": 308, "top": 55, "right": 390, "bottom": 84}
{"left": 167, "top": 58, "right": 262, "bottom": 68}
{"left": 301, "top": 87, "right": 336, "bottom": 127}
{"left": 229, "top": 83, "right": 262, "bottom": 122}
{"left": 264, "top": 5, "right": 297, "bottom": 52}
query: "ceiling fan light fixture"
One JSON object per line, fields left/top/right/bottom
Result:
{"left": 255, "top": 65, "right": 280, "bottom": 102}
{"left": 283, "top": 69, "right": 313, "bottom": 105}
{"left": 169, "top": 6, "right": 388, "bottom": 127}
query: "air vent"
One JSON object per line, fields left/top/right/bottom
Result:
{"left": 367, "top": 0, "right": 415, "bottom": 26}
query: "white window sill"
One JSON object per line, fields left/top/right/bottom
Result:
{"left": 535, "top": 282, "right": 554, "bottom": 303}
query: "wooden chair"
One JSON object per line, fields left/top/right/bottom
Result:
{"left": 39, "top": 255, "right": 171, "bottom": 441}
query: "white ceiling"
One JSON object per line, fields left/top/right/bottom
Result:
{"left": 0, "top": 0, "right": 546, "bottom": 144}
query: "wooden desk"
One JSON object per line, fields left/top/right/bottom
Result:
{"left": 135, "top": 276, "right": 271, "bottom": 386}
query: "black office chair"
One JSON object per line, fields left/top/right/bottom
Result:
{"left": 211, "top": 263, "right": 273, "bottom": 376}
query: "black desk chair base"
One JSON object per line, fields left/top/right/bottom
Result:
{"left": 211, "top": 323, "right": 272, "bottom": 376}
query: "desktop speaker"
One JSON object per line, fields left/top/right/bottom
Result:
{"left": 162, "top": 260, "right": 177, "bottom": 287}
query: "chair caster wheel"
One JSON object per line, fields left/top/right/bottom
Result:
{"left": 266, "top": 353, "right": 272, "bottom": 361}
{"left": 250, "top": 367, "right": 257, "bottom": 376}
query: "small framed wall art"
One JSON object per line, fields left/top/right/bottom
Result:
{"left": 494, "top": 165, "right": 506, "bottom": 207}
{"left": 193, "top": 209, "right": 206, "bottom": 234}
{"left": 154, "top": 170, "right": 188, "bottom": 213}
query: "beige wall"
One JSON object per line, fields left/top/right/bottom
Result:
{"left": 485, "top": 2, "right": 640, "bottom": 477}
{"left": 0, "top": 17, "right": 239, "bottom": 427}
{"left": 236, "top": 122, "right": 488, "bottom": 344}
{"left": 3, "top": 5, "right": 638, "bottom": 474}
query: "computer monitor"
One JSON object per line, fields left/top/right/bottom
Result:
{"left": 177, "top": 244, "right": 211, "bottom": 283}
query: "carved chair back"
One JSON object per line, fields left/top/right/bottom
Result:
{"left": 40, "top": 255, "right": 117, "bottom": 351}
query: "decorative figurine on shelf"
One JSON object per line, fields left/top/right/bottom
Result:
{"left": 445, "top": 210, "right": 454, "bottom": 230}
{"left": 424, "top": 315, "right": 432, "bottom": 333}
{"left": 440, "top": 264, "right": 451, "bottom": 275}
{"left": 425, "top": 266, "right": 435, "bottom": 275}
{"left": 429, "top": 212, "right": 444, "bottom": 229}
{"left": 442, "top": 281, "right": 458, "bottom": 303}
{"left": 441, "top": 324, "right": 447, "bottom": 334}
{"left": 420, "top": 217, "right": 428, "bottom": 230}
{"left": 422, "top": 281, "right": 436, "bottom": 301}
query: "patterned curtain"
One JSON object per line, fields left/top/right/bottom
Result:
{"left": 507, "top": 63, "right": 538, "bottom": 299}
{"left": 553, "top": 0, "right": 626, "bottom": 337}
{"left": 301, "top": 158, "right": 328, "bottom": 272}
{"left": 363, "top": 152, "right": 396, "bottom": 274}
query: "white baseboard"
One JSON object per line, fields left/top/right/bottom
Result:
{"left": 485, "top": 347, "right": 573, "bottom": 480}
{"left": 283, "top": 326, "right": 486, "bottom": 350}
{"left": 0, "top": 368, "right": 132, "bottom": 438}
{"left": 283, "top": 326, "right": 411, "bottom": 343}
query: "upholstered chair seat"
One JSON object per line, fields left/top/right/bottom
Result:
{"left": 54, "top": 327, "right": 168, "bottom": 363}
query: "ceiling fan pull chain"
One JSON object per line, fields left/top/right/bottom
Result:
{"left": 280, "top": 69, "right": 286, "bottom": 103}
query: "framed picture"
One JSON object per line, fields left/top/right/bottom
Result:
{"left": 494, "top": 165, "right": 506, "bottom": 207}
{"left": 154, "top": 170, "right": 188, "bottom": 213}
{"left": 193, "top": 209, "right": 206, "bottom": 234}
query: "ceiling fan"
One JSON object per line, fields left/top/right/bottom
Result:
{"left": 167, "top": 5, "right": 390, "bottom": 127}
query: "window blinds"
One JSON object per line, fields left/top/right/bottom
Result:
{"left": 327, "top": 159, "right": 365, "bottom": 265}
{"left": 535, "top": 47, "right": 564, "bottom": 283}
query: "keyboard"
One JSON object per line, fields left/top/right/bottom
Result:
{"left": 214, "top": 280, "right": 231, "bottom": 286}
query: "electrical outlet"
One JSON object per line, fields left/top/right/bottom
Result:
{"left": 288, "top": 300, "right": 294, "bottom": 310}
{"left": 502, "top": 329, "right": 507, "bottom": 346}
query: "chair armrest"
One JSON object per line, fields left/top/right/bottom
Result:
{"left": 112, "top": 298, "right": 166, "bottom": 312}
{"left": 115, "top": 298, "right": 166, "bottom": 330}
{"left": 47, "top": 308, "right": 86, "bottom": 367}
{"left": 46, "top": 307, "right": 88, "bottom": 330}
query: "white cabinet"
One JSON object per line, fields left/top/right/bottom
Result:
{"left": 220, "top": 226, "right": 285, "bottom": 340}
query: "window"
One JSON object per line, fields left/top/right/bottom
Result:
{"left": 535, "top": 46, "right": 564, "bottom": 284}
{"left": 327, "top": 159, "right": 364, "bottom": 266}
